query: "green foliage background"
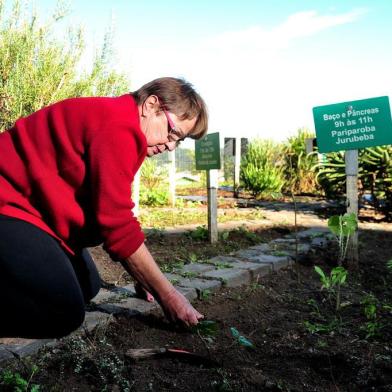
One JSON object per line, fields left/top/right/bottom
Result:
{"left": 0, "top": 0, "right": 128, "bottom": 131}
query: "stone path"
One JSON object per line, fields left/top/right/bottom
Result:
{"left": 0, "top": 226, "right": 332, "bottom": 363}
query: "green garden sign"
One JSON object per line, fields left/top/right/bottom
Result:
{"left": 313, "top": 96, "right": 392, "bottom": 153}
{"left": 195, "top": 132, "right": 221, "bottom": 170}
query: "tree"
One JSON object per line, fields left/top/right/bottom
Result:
{"left": 0, "top": 0, "right": 129, "bottom": 131}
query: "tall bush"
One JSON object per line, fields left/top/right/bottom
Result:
{"left": 314, "top": 146, "right": 392, "bottom": 219}
{"left": 240, "top": 139, "right": 285, "bottom": 198}
{"left": 0, "top": 0, "right": 128, "bottom": 131}
{"left": 283, "top": 128, "right": 319, "bottom": 194}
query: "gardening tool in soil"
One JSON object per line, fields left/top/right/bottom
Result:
{"left": 125, "top": 347, "right": 218, "bottom": 367}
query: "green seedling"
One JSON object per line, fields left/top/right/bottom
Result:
{"left": 361, "top": 294, "right": 383, "bottom": 339}
{"left": 219, "top": 231, "right": 230, "bottom": 241}
{"left": 314, "top": 265, "right": 347, "bottom": 311}
{"left": 230, "top": 327, "right": 254, "bottom": 348}
{"left": 199, "top": 289, "right": 212, "bottom": 301}
{"left": 188, "top": 225, "right": 209, "bottom": 241}
{"left": 303, "top": 318, "right": 342, "bottom": 335}
{"left": 188, "top": 253, "right": 198, "bottom": 263}
{"left": 387, "top": 260, "right": 392, "bottom": 271}
{"left": 192, "top": 320, "right": 219, "bottom": 337}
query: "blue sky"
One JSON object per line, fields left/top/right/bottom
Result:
{"left": 30, "top": 1, "right": 392, "bottom": 141}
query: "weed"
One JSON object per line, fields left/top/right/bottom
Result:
{"left": 235, "top": 226, "right": 259, "bottom": 244}
{"left": 214, "top": 262, "right": 233, "bottom": 270}
{"left": 361, "top": 294, "right": 384, "bottom": 339}
{"left": 387, "top": 260, "right": 392, "bottom": 271}
{"left": 188, "top": 225, "right": 209, "bottom": 241}
{"left": 193, "top": 320, "right": 219, "bottom": 338}
{"left": 59, "top": 334, "right": 131, "bottom": 391}
{"left": 219, "top": 231, "right": 230, "bottom": 241}
{"left": 199, "top": 289, "right": 212, "bottom": 301}
{"left": 0, "top": 366, "right": 40, "bottom": 392}
{"left": 303, "top": 318, "right": 342, "bottom": 335}
{"left": 181, "top": 271, "right": 198, "bottom": 279}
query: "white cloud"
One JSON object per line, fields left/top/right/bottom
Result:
{"left": 201, "top": 8, "right": 367, "bottom": 51}
{"left": 124, "top": 8, "right": 376, "bottom": 141}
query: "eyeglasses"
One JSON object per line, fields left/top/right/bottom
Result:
{"left": 158, "top": 99, "right": 184, "bottom": 146}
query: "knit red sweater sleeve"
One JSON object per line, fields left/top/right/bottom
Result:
{"left": 87, "top": 120, "right": 146, "bottom": 261}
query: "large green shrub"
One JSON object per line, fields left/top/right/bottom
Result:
{"left": 314, "top": 146, "right": 392, "bottom": 219}
{"left": 283, "top": 128, "right": 319, "bottom": 194}
{"left": 240, "top": 139, "right": 285, "bottom": 198}
{"left": 0, "top": 0, "right": 128, "bottom": 131}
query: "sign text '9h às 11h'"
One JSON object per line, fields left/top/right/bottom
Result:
{"left": 313, "top": 96, "right": 392, "bottom": 153}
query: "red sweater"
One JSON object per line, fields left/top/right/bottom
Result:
{"left": 0, "top": 94, "right": 147, "bottom": 260}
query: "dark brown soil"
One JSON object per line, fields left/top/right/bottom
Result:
{"left": 1, "top": 227, "right": 392, "bottom": 392}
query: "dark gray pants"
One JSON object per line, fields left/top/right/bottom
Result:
{"left": 0, "top": 215, "right": 101, "bottom": 339}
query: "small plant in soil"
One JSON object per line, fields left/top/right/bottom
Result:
{"left": 0, "top": 365, "right": 41, "bottom": 392}
{"left": 314, "top": 265, "right": 348, "bottom": 311}
{"left": 314, "top": 213, "right": 357, "bottom": 311}
{"left": 187, "top": 225, "right": 209, "bottom": 241}
{"left": 230, "top": 327, "right": 254, "bottom": 348}
{"left": 199, "top": 289, "right": 212, "bottom": 301}
{"left": 361, "top": 293, "right": 384, "bottom": 339}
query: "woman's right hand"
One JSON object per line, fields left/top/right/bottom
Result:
{"left": 159, "top": 288, "right": 204, "bottom": 326}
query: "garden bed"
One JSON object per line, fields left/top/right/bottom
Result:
{"left": 1, "top": 226, "right": 391, "bottom": 391}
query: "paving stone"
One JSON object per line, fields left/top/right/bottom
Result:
{"left": 242, "top": 254, "right": 291, "bottom": 271}
{"left": 0, "top": 347, "right": 13, "bottom": 362}
{"left": 271, "top": 238, "right": 296, "bottom": 244}
{"left": 176, "top": 287, "right": 198, "bottom": 301}
{"left": 235, "top": 248, "right": 265, "bottom": 258}
{"left": 83, "top": 311, "right": 112, "bottom": 333}
{"left": 297, "top": 228, "right": 329, "bottom": 238}
{"left": 113, "top": 283, "right": 136, "bottom": 296}
{"left": 311, "top": 237, "right": 328, "bottom": 247}
{"left": 207, "top": 256, "right": 271, "bottom": 279}
{"left": 91, "top": 289, "right": 120, "bottom": 305}
{"left": 248, "top": 243, "right": 272, "bottom": 252}
{"left": 0, "top": 338, "right": 53, "bottom": 362}
{"left": 179, "top": 263, "right": 215, "bottom": 274}
{"left": 177, "top": 277, "right": 222, "bottom": 292}
{"left": 97, "top": 297, "right": 159, "bottom": 316}
{"left": 201, "top": 268, "right": 251, "bottom": 287}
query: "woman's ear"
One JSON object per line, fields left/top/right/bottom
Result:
{"left": 141, "top": 95, "right": 159, "bottom": 117}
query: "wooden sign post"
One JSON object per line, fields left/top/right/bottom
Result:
{"left": 195, "top": 132, "right": 221, "bottom": 244}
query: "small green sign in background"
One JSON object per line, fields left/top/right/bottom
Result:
{"left": 313, "top": 96, "right": 392, "bottom": 153}
{"left": 195, "top": 132, "right": 221, "bottom": 170}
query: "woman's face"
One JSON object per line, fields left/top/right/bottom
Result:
{"left": 139, "top": 95, "right": 197, "bottom": 157}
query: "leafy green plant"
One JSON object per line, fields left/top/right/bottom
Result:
{"left": 303, "top": 318, "right": 342, "bottom": 335}
{"left": 188, "top": 225, "right": 208, "bottom": 241}
{"left": 199, "top": 289, "right": 212, "bottom": 301}
{"left": 0, "top": 0, "right": 128, "bottom": 132}
{"left": 314, "top": 265, "right": 347, "bottom": 311}
{"left": 361, "top": 294, "right": 383, "bottom": 339}
{"left": 387, "top": 260, "right": 392, "bottom": 271}
{"left": 193, "top": 320, "right": 219, "bottom": 337}
{"left": 0, "top": 367, "right": 40, "bottom": 392}
{"left": 240, "top": 139, "right": 285, "bottom": 197}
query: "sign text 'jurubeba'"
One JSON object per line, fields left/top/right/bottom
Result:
{"left": 313, "top": 96, "right": 392, "bottom": 153}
